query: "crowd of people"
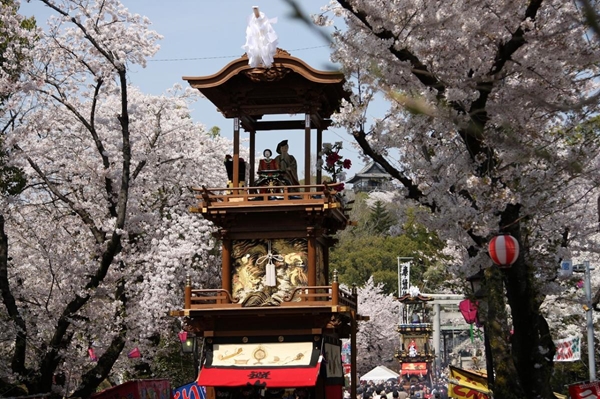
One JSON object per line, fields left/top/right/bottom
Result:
{"left": 346, "top": 377, "right": 449, "bottom": 399}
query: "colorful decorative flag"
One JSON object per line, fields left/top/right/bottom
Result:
{"left": 553, "top": 335, "right": 581, "bottom": 362}
{"left": 88, "top": 348, "right": 98, "bottom": 362}
{"left": 127, "top": 347, "right": 141, "bottom": 359}
{"left": 448, "top": 365, "right": 490, "bottom": 399}
{"left": 173, "top": 381, "right": 206, "bottom": 399}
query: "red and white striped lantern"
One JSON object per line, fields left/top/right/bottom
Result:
{"left": 488, "top": 234, "right": 519, "bottom": 268}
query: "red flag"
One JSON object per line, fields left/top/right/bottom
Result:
{"left": 88, "top": 348, "right": 98, "bottom": 361}
{"left": 127, "top": 347, "right": 141, "bottom": 359}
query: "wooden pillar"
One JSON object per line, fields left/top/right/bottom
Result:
{"left": 331, "top": 270, "right": 339, "bottom": 306}
{"left": 316, "top": 128, "right": 322, "bottom": 184}
{"left": 185, "top": 275, "right": 192, "bottom": 309}
{"left": 323, "top": 238, "right": 330, "bottom": 284}
{"left": 304, "top": 113, "right": 311, "bottom": 186}
{"left": 249, "top": 129, "right": 256, "bottom": 186}
{"left": 351, "top": 284, "right": 358, "bottom": 399}
{"left": 307, "top": 228, "right": 316, "bottom": 288}
{"left": 233, "top": 117, "right": 240, "bottom": 188}
{"left": 221, "top": 235, "right": 232, "bottom": 302}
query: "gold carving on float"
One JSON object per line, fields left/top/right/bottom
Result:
{"left": 253, "top": 345, "right": 268, "bottom": 364}
{"left": 243, "top": 67, "right": 291, "bottom": 82}
{"left": 212, "top": 342, "right": 312, "bottom": 367}
{"left": 218, "top": 347, "right": 243, "bottom": 361}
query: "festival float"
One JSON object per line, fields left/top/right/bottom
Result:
{"left": 395, "top": 288, "right": 435, "bottom": 389}
{"left": 169, "top": 8, "right": 363, "bottom": 399}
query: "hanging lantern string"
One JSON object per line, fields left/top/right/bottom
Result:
{"left": 498, "top": 215, "right": 526, "bottom": 231}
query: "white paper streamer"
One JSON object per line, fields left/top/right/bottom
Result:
{"left": 242, "top": 9, "right": 278, "bottom": 68}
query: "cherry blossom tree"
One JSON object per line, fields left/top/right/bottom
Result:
{"left": 0, "top": 1, "right": 231, "bottom": 397}
{"left": 319, "top": 1, "right": 600, "bottom": 397}
{"left": 351, "top": 277, "right": 399, "bottom": 375}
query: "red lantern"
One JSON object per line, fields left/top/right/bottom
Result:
{"left": 459, "top": 299, "right": 478, "bottom": 324}
{"left": 488, "top": 234, "right": 519, "bottom": 267}
{"left": 178, "top": 331, "right": 188, "bottom": 342}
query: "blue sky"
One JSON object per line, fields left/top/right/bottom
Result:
{"left": 20, "top": 0, "right": 374, "bottom": 179}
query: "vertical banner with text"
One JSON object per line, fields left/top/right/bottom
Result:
{"left": 398, "top": 259, "right": 410, "bottom": 296}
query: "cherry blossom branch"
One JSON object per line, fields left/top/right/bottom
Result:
{"left": 21, "top": 153, "right": 106, "bottom": 244}
{"left": 39, "top": 0, "right": 125, "bottom": 72}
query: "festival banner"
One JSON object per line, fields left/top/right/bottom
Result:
{"left": 448, "top": 366, "right": 490, "bottom": 399}
{"left": 554, "top": 335, "right": 581, "bottom": 362}
{"left": 568, "top": 380, "right": 600, "bottom": 399}
{"left": 174, "top": 381, "right": 207, "bottom": 399}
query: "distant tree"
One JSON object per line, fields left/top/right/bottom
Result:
{"left": 350, "top": 277, "right": 399, "bottom": 375}
{"left": 365, "top": 200, "right": 394, "bottom": 235}
{"left": 208, "top": 126, "right": 221, "bottom": 138}
{"left": 1, "top": 0, "right": 33, "bottom": 196}
{"left": 331, "top": 193, "right": 453, "bottom": 294}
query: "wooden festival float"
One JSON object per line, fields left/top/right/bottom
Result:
{"left": 169, "top": 43, "right": 364, "bottom": 399}
{"left": 395, "top": 293, "right": 435, "bottom": 389}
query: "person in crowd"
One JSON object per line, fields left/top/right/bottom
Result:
{"left": 238, "top": 386, "right": 261, "bottom": 399}
{"left": 282, "top": 390, "right": 295, "bottom": 399}
{"left": 396, "top": 387, "right": 409, "bottom": 399}
{"left": 294, "top": 388, "right": 309, "bottom": 399}
{"left": 264, "top": 389, "right": 284, "bottom": 399}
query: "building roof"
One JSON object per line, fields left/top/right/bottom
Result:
{"left": 347, "top": 162, "right": 391, "bottom": 184}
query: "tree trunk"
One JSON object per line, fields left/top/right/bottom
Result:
{"left": 0, "top": 214, "right": 28, "bottom": 396}
{"left": 498, "top": 205, "right": 556, "bottom": 398}
{"left": 486, "top": 265, "right": 522, "bottom": 398}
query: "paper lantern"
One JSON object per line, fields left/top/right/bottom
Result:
{"left": 488, "top": 234, "right": 519, "bottom": 267}
{"left": 178, "top": 331, "right": 188, "bottom": 342}
{"left": 459, "top": 299, "right": 479, "bottom": 324}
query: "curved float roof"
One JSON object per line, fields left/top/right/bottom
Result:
{"left": 183, "top": 49, "right": 350, "bottom": 122}
{"left": 397, "top": 293, "right": 434, "bottom": 303}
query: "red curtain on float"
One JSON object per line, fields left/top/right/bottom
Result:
{"left": 197, "top": 362, "right": 322, "bottom": 388}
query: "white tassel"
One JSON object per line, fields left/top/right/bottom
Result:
{"left": 256, "top": 240, "right": 283, "bottom": 287}
{"left": 265, "top": 262, "right": 277, "bottom": 287}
